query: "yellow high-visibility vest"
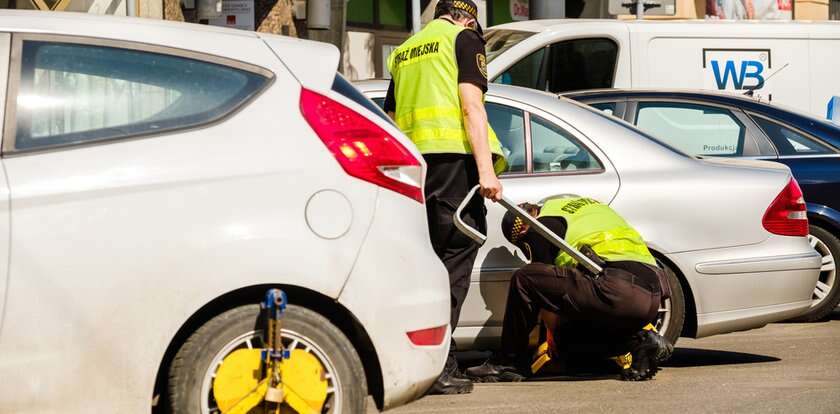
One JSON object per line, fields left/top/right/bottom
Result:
{"left": 538, "top": 198, "right": 657, "bottom": 268}
{"left": 387, "top": 19, "right": 507, "bottom": 174}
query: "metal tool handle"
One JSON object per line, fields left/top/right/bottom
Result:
{"left": 453, "top": 185, "right": 487, "bottom": 245}
{"left": 453, "top": 185, "right": 604, "bottom": 276}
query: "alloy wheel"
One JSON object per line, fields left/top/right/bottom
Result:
{"left": 808, "top": 234, "right": 837, "bottom": 308}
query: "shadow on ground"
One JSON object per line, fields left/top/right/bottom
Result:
{"left": 664, "top": 347, "right": 780, "bottom": 368}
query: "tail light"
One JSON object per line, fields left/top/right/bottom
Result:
{"left": 406, "top": 325, "right": 447, "bottom": 346}
{"left": 300, "top": 88, "right": 423, "bottom": 203}
{"left": 763, "top": 179, "right": 808, "bottom": 237}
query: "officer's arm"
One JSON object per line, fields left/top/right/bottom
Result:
{"left": 459, "top": 83, "right": 502, "bottom": 201}
{"left": 384, "top": 80, "right": 396, "bottom": 120}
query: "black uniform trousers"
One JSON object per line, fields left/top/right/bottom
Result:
{"left": 501, "top": 261, "right": 663, "bottom": 364}
{"left": 423, "top": 154, "right": 486, "bottom": 365}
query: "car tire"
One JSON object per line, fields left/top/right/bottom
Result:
{"left": 789, "top": 225, "right": 840, "bottom": 322}
{"left": 656, "top": 261, "right": 686, "bottom": 349}
{"left": 167, "top": 304, "right": 367, "bottom": 414}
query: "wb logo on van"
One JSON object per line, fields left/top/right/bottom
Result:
{"left": 703, "top": 49, "right": 771, "bottom": 91}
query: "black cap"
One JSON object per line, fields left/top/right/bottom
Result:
{"left": 436, "top": 0, "right": 484, "bottom": 36}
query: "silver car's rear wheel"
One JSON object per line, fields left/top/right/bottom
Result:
{"left": 653, "top": 260, "right": 685, "bottom": 348}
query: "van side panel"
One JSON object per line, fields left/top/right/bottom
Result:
{"left": 809, "top": 38, "right": 840, "bottom": 117}
{"left": 637, "top": 34, "right": 811, "bottom": 113}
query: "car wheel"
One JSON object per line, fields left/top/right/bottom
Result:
{"left": 167, "top": 304, "right": 367, "bottom": 414}
{"left": 654, "top": 260, "right": 685, "bottom": 348}
{"left": 789, "top": 225, "right": 840, "bottom": 322}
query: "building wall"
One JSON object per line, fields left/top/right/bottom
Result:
{"left": 795, "top": 0, "right": 829, "bottom": 19}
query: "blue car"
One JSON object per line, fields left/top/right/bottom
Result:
{"left": 566, "top": 89, "right": 840, "bottom": 322}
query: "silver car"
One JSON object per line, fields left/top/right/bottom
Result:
{"left": 358, "top": 80, "right": 821, "bottom": 346}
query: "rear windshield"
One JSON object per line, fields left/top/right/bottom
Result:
{"left": 331, "top": 74, "right": 394, "bottom": 125}
{"left": 484, "top": 29, "right": 536, "bottom": 63}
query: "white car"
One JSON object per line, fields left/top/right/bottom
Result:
{"left": 358, "top": 80, "right": 822, "bottom": 348}
{"left": 0, "top": 11, "right": 450, "bottom": 413}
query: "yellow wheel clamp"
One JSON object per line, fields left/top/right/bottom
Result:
{"left": 212, "top": 289, "right": 328, "bottom": 414}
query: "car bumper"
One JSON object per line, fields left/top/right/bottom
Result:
{"left": 668, "top": 235, "right": 821, "bottom": 338}
{"left": 338, "top": 191, "right": 451, "bottom": 410}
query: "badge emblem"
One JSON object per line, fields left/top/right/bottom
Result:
{"left": 477, "top": 54, "right": 487, "bottom": 78}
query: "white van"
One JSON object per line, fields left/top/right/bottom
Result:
{"left": 485, "top": 19, "right": 840, "bottom": 120}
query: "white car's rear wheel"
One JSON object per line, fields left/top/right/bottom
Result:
{"left": 168, "top": 304, "right": 367, "bottom": 414}
{"left": 790, "top": 226, "right": 840, "bottom": 322}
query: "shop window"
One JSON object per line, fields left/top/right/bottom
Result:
{"left": 13, "top": 40, "right": 269, "bottom": 151}
{"left": 347, "top": 0, "right": 410, "bottom": 30}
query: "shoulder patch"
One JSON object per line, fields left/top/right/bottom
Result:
{"left": 476, "top": 53, "right": 487, "bottom": 78}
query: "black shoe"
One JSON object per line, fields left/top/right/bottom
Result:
{"left": 427, "top": 370, "right": 474, "bottom": 395}
{"left": 465, "top": 360, "right": 528, "bottom": 383}
{"left": 652, "top": 331, "right": 674, "bottom": 363}
{"left": 621, "top": 330, "right": 666, "bottom": 381}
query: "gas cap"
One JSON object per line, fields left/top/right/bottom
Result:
{"left": 305, "top": 190, "right": 352, "bottom": 239}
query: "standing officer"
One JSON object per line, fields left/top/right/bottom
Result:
{"left": 384, "top": 0, "right": 507, "bottom": 395}
{"left": 466, "top": 197, "right": 673, "bottom": 382}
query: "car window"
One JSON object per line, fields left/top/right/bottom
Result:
{"left": 752, "top": 116, "right": 835, "bottom": 156}
{"left": 635, "top": 102, "right": 746, "bottom": 157}
{"left": 486, "top": 103, "right": 526, "bottom": 173}
{"left": 591, "top": 102, "right": 617, "bottom": 116}
{"left": 372, "top": 97, "right": 385, "bottom": 109}
{"left": 545, "top": 38, "right": 617, "bottom": 94}
{"left": 493, "top": 47, "right": 546, "bottom": 91}
{"left": 530, "top": 113, "right": 601, "bottom": 173}
{"left": 14, "top": 40, "right": 269, "bottom": 151}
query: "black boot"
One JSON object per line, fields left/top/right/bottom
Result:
{"left": 428, "top": 356, "right": 473, "bottom": 395}
{"left": 621, "top": 330, "right": 671, "bottom": 381}
{"left": 465, "top": 357, "right": 528, "bottom": 383}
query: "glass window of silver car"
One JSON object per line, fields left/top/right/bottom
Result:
{"left": 491, "top": 37, "right": 620, "bottom": 95}
{"left": 3, "top": 33, "right": 275, "bottom": 155}
{"left": 747, "top": 112, "right": 840, "bottom": 159}
{"left": 626, "top": 98, "right": 766, "bottom": 158}
{"left": 485, "top": 94, "right": 608, "bottom": 178}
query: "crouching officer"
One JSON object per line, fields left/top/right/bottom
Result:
{"left": 466, "top": 197, "right": 673, "bottom": 382}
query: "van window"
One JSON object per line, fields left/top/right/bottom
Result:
{"left": 545, "top": 38, "right": 617, "bottom": 93}
{"left": 493, "top": 47, "right": 546, "bottom": 91}
{"left": 635, "top": 102, "right": 745, "bottom": 157}
{"left": 484, "top": 29, "right": 536, "bottom": 63}
{"left": 14, "top": 40, "right": 269, "bottom": 151}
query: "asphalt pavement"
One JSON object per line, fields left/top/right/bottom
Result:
{"left": 386, "top": 309, "right": 840, "bottom": 414}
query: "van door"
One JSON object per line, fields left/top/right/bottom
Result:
{"left": 0, "top": 33, "right": 11, "bottom": 334}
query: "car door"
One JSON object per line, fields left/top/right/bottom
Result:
{"left": 455, "top": 95, "right": 621, "bottom": 347}
{"left": 624, "top": 99, "right": 767, "bottom": 158}
{"left": 0, "top": 33, "right": 11, "bottom": 334}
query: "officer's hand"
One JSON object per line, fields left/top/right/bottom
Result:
{"left": 479, "top": 171, "right": 503, "bottom": 202}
